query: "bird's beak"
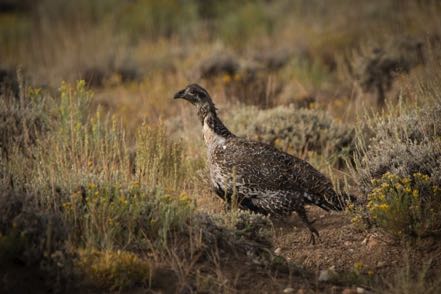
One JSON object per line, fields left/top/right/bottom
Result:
{"left": 173, "top": 89, "right": 186, "bottom": 99}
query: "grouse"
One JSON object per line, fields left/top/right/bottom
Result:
{"left": 174, "top": 84, "right": 350, "bottom": 244}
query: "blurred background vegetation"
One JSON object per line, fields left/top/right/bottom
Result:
{"left": 1, "top": 0, "right": 441, "bottom": 292}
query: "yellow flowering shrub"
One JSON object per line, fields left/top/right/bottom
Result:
{"left": 62, "top": 181, "right": 194, "bottom": 249}
{"left": 367, "top": 172, "right": 441, "bottom": 238}
{"left": 76, "top": 249, "right": 150, "bottom": 291}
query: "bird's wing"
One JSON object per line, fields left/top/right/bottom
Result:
{"left": 218, "top": 138, "right": 336, "bottom": 198}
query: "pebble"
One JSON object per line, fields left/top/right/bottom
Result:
{"left": 376, "top": 261, "right": 386, "bottom": 268}
{"left": 318, "top": 268, "right": 336, "bottom": 282}
{"left": 344, "top": 241, "right": 351, "bottom": 246}
{"left": 318, "top": 270, "right": 330, "bottom": 282}
{"left": 283, "top": 287, "right": 295, "bottom": 293}
{"left": 367, "top": 238, "right": 379, "bottom": 249}
{"left": 274, "top": 247, "right": 282, "bottom": 255}
{"left": 342, "top": 287, "right": 369, "bottom": 294}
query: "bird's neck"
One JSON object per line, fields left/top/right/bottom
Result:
{"left": 199, "top": 106, "right": 234, "bottom": 146}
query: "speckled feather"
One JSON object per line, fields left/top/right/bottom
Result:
{"left": 204, "top": 113, "right": 343, "bottom": 215}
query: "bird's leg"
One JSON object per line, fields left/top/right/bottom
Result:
{"left": 297, "top": 207, "right": 320, "bottom": 245}
{"left": 224, "top": 201, "right": 231, "bottom": 212}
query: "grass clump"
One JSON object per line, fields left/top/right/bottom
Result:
{"left": 215, "top": 1, "right": 273, "bottom": 47}
{"left": 63, "top": 182, "right": 194, "bottom": 249}
{"left": 75, "top": 248, "right": 150, "bottom": 291}
{"left": 0, "top": 190, "right": 67, "bottom": 265}
{"left": 353, "top": 100, "right": 441, "bottom": 194}
{"left": 380, "top": 258, "right": 441, "bottom": 294}
{"left": 351, "top": 81, "right": 441, "bottom": 238}
{"left": 349, "top": 38, "right": 425, "bottom": 106}
{"left": 0, "top": 85, "right": 51, "bottom": 159}
{"left": 6, "top": 80, "right": 194, "bottom": 251}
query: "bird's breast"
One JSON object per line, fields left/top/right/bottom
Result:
{"left": 202, "top": 121, "right": 226, "bottom": 148}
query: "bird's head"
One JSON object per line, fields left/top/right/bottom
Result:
{"left": 174, "top": 83, "right": 213, "bottom": 105}
{"left": 174, "top": 84, "right": 216, "bottom": 121}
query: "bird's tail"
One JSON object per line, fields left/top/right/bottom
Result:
{"left": 305, "top": 190, "right": 357, "bottom": 211}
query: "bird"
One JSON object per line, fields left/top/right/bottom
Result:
{"left": 174, "top": 83, "right": 352, "bottom": 244}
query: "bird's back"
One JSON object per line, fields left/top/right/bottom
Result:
{"left": 208, "top": 136, "right": 343, "bottom": 213}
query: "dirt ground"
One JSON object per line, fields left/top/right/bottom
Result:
{"left": 203, "top": 201, "right": 441, "bottom": 294}
{"left": 274, "top": 207, "right": 402, "bottom": 273}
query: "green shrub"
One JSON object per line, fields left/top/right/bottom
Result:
{"left": 76, "top": 249, "right": 150, "bottom": 291}
{"left": 367, "top": 172, "right": 441, "bottom": 238}
{"left": 7, "top": 81, "right": 194, "bottom": 250}
{"left": 222, "top": 69, "right": 284, "bottom": 108}
{"left": 380, "top": 257, "right": 441, "bottom": 294}
{"left": 351, "top": 90, "right": 441, "bottom": 238}
{"left": 0, "top": 189, "right": 70, "bottom": 292}
{"left": 0, "top": 86, "right": 52, "bottom": 159}
{"left": 228, "top": 105, "right": 354, "bottom": 168}
{"left": 193, "top": 210, "right": 273, "bottom": 261}
{"left": 117, "top": 0, "right": 198, "bottom": 39}
{"left": 287, "top": 57, "right": 334, "bottom": 92}
{"left": 63, "top": 183, "right": 193, "bottom": 249}
{"left": 350, "top": 38, "right": 425, "bottom": 106}
{"left": 353, "top": 100, "right": 441, "bottom": 196}
{"left": 216, "top": 1, "right": 273, "bottom": 47}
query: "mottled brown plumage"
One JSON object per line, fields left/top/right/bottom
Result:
{"left": 174, "top": 84, "right": 349, "bottom": 244}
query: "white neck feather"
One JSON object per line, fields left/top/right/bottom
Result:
{"left": 203, "top": 118, "right": 226, "bottom": 148}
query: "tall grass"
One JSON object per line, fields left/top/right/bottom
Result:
{"left": 6, "top": 81, "right": 194, "bottom": 250}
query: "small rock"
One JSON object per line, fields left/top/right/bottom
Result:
{"left": 320, "top": 214, "right": 325, "bottom": 218}
{"left": 361, "top": 238, "right": 368, "bottom": 245}
{"left": 318, "top": 268, "right": 336, "bottom": 282}
{"left": 349, "top": 248, "right": 354, "bottom": 253}
{"left": 356, "top": 287, "right": 366, "bottom": 293}
{"left": 376, "top": 261, "right": 386, "bottom": 268}
{"left": 283, "top": 287, "right": 295, "bottom": 293}
{"left": 318, "top": 270, "right": 330, "bottom": 282}
{"left": 367, "top": 238, "right": 379, "bottom": 249}
{"left": 344, "top": 241, "right": 351, "bottom": 246}
{"left": 274, "top": 248, "right": 282, "bottom": 255}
